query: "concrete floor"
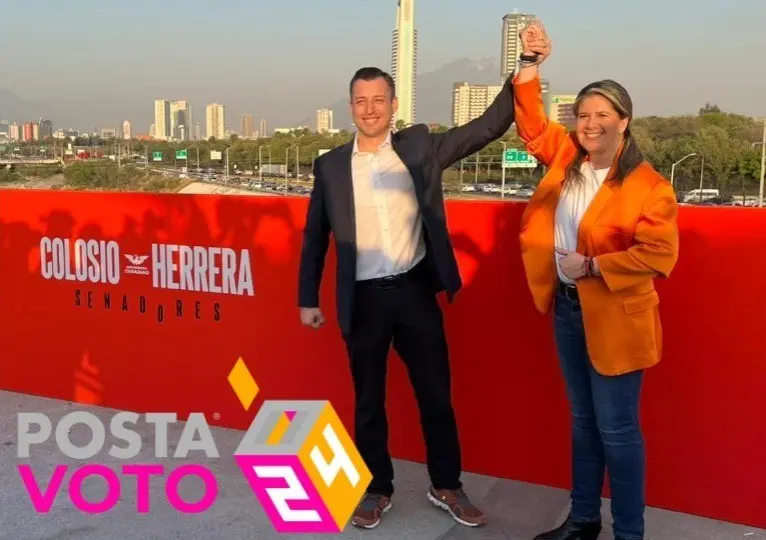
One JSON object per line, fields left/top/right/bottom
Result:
{"left": 0, "top": 391, "right": 762, "bottom": 540}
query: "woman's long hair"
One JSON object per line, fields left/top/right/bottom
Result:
{"left": 564, "top": 79, "right": 645, "bottom": 186}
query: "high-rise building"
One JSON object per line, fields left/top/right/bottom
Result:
{"left": 154, "top": 100, "right": 171, "bottom": 140}
{"left": 170, "top": 101, "right": 190, "bottom": 140}
{"left": 259, "top": 118, "right": 268, "bottom": 138}
{"left": 541, "top": 79, "right": 551, "bottom": 117}
{"left": 550, "top": 95, "right": 577, "bottom": 129}
{"left": 123, "top": 120, "right": 132, "bottom": 140}
{"left": 241, "top": 113, "right": 253, "bottom": 138}
{"left": 316, "top": 109, "right": 333, "bottom": 133}
{"left": 195, "top": 122, "right": 201, "bottom": 141}
{"left": 451, "top": 83, "right": 503, "bottom": 127}
{"left": 59, "top": 128, "right": 78, "bottom": 139}
{"left": 501, "top": 11, "right": 536, "bottom": 82}
{"left": 206, "top": 103, "right": 225, "bottom": 140}
{"left": 391, "top": 0, "right": 417, "bottom": 126}
{"left": 38, "top": 119, "right": 53, "bottom": 139}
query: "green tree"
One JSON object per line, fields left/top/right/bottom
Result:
{"left": 696, "top": 125, "right": 737, "bottom": 191}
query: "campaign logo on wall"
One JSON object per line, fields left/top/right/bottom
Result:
{"left": 38, "top": 236, "right": 254, "bottom": 323}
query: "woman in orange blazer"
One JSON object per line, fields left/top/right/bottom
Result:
{"left": 514, "top": 22, "right": 679, "bottom": 540}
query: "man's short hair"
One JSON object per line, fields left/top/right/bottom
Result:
{"left": 349, "top": 67, "right": 396, "bottom": 99}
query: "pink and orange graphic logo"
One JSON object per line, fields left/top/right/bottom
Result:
{"left": 228, "top": 358, "right": 372, "bottom": 533}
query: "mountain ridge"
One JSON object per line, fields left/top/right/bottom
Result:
{"left": 0, "top": 57, "right": 502, "bottom": 133}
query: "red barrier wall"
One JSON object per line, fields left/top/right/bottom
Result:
{"left": 0, "top": 189, "right": 764, "bottom": 528}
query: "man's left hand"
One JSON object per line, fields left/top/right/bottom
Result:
{"left": 555, "top": 248, "right": 588, "bottom": 280}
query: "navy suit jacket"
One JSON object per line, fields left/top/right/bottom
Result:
{"left": 298, "top": 75, "right": 516, "bottom": 335}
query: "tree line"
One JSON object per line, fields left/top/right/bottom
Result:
{"left": 17, "top": 103, "right": 765, "bottom": 195}
{"left": 0, "top": 161, "right": 185, "bottom": 193}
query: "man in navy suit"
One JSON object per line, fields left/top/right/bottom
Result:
{"left": 298, "top": 66, "right": 515, "bottom": 529}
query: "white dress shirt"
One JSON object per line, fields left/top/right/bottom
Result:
{"left": 351, "top": 131, "right": 426, "bottom": 281}
{"left": 554, "top": 162, "right": 610, "bottom": 284}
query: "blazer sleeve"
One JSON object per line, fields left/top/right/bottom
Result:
{"left": 596, "top": 181, "right": 679, "bottom": 292}
{"left": 512, "top": 73, "right": 574, "bottom": 167}
{"left": 297, "top": 160, "right": 331, "bottom": 307}
{"left": 429, "top": 75, "right": 515, "bottom": 170}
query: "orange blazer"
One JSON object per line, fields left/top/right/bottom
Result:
{"left": 513, "top": 74, "right": 679, "bottom": 376}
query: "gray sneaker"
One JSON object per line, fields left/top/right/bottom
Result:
{"left": 427, "top": 486, "right": 487, "bottom": 527}
{"left": 350, "top": 493, "right": 392, "bottom": 529}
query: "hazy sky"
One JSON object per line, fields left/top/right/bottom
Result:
{"left": 1, "top": 0, "right": 764, "bottom": 130}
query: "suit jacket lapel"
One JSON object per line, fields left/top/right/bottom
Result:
{"left": 332, "top": 142, "right": 355, "bottom": 244}
{"left": 521, "top": 169, "right": 565, "bottom": 231}
{"left": 576, "top": 139, "right": 629, "bottom": 251}
{"left": 391, "top": 133, "right": 424, "bottom": 198}
{"left": 577, "top": 174, "right": 616, "bottom": 252}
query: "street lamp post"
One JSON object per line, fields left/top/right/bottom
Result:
{"left": 225, "top": 147, "right": 230, "bottom": 184}
{"left": 183, "top": 146, "right": 190, "bottom": 174}
{"left": 285, "top": 144, "right": 297, "bottom": 194}
{"left": 670, "top": 152, "right": 698, "bottom": 188}
{"left": 751, "top": 140, "right": 765, "bottom": 208}
{"left": 501, "top": 142, "right": 507, "bottom": 199}
{"left": 258, "top": 145, "right": 271, "bottom": 183}
{"left": 760, "top": 120, "right": 765, "bottom": 207}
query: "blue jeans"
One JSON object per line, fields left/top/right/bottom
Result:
{"left": 553, "top": 287, "right": 645, "bottom": 540}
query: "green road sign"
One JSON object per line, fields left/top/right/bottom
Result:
{"left": 176, "top": 150, "right": 187, "bottom": 159}
{"left": 503, "top": 148, "right": 538, "bottom": 169}
{"left": 152, "top": 152, "right": 163, "bottom": 161}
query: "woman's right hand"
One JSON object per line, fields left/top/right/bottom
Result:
{"left": 520, "top": 21, "right": 552, "bottom": 65}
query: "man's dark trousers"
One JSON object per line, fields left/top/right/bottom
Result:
{"left": 343, "top": 260, "right": 461, "bottom": 497}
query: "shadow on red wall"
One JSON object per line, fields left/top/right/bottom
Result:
{"left": 0, "top": 190, "right": 764, "bottom": 529}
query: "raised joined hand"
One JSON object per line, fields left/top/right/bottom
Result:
{"left": 519, "top": 21, "right": 552, "bottom": 65}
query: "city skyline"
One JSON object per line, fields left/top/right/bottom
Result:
{"left": 1, "top": 5, "right": 551, "bottom": 139}
{"left": 0, "top": 1, "right": 764, "bottom": 133}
